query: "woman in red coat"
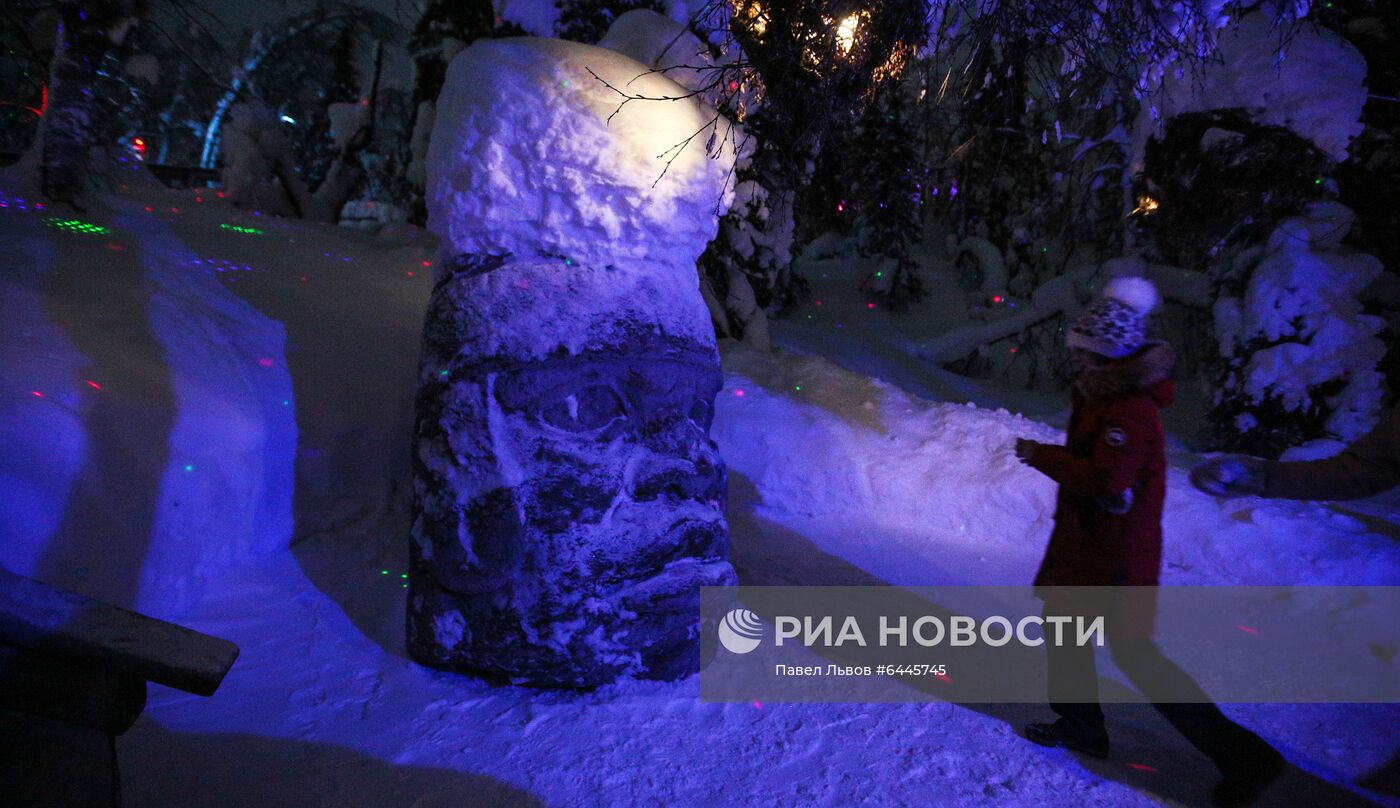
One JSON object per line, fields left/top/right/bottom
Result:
{"left": 1014, "top": 277, "right": 1283, "bottom": 807}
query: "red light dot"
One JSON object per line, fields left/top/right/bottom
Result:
{"left": 144, "top": 206, "right": 153, "bottom": 212}
{"left": 31, "top": 390, "right": 43, "bottom": 398}
{"left": 752, "top": 700, "right": 762, "bottom": 709}
{"left": 993, "top": 295, "right": 1003, "bottom": 304}
{"left": 734, "top": 389, "right": 745, "bottom": 397}
{"left": 421, "top": 260, "right": 431, "bottom": 267}
{"left": 935, "top": 672, "right": 952, "bottom": 683}
{"left": 217, "top": 192, "right": 225, "bottom": 198}
{"left": 1235, "top": 624, "right": 1258, "bottom": 636}
{"left": 171, "top": 207, "right": 178, "bottom": 213}
{"left": 406, "top": 271, "right": 415, "bottom": 277}
{"left": 34, "top": 202, "right": 43, "bottom": 209}
{"left": 257, "top": 358, "right": 273, "bottom": 368}
{"left": 1010, "top": 347, "right": 1017, "bottom": 354}
{"left": 867, "top": 303, "right": 875, "bottom": 309}
{"left": 1126, "top": 763, "right": 1158, "bottom": 773}
{"left": 814, "top": 300, "right": 823, "bottom": 306}
{"left": 86, "top": 380, "right": 102, "bottom": 390}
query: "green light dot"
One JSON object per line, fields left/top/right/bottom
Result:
{"left": 381, "top": 570, "right": 389, "bottom": 575}
{"left": 794, "top": 386, "right": 802, "bottom": 391}
{"left": 183, "top": 464, "right": 194, "bottom": 472}
{"left": 401, "top": 573, "right": 408, "bottom": 579}
{"left": 439, "top": 370, "right": 449, "bottom": 377}
{"left": 875, "top": 271, "right": 882, "bottom": 277}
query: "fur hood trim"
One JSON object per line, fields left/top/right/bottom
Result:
{"left": 1073, "top": 341, "right": 1176, "bottom": 400}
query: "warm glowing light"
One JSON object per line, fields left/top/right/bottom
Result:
{"left": 736, "top": 1, "right": 768, "bottom": 37}
{"left": 1133, "top": 195, "right": 1160, "bottom": 216}
{"left": 836, "top": 15, "right": 859, "bottom": 54}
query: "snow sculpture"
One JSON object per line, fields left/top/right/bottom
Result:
{"left": 410, "top": 37, "right": 738, "bottom": 686}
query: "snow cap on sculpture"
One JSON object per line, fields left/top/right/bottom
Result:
{"left": 1067, "top": 277, "right": 1160, "bottom": 359}
{"left": 425, "top": 36, "right": 739, "bottom": 275}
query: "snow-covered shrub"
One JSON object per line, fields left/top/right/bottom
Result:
{"left": 221, "top": 101, "right": 301, "bottom": 217}
{"left": 1210, "top": 202, "right": 1386, "bottom": 456}
{"left": 221, "top": 100, "right": 366, "bottom": 223}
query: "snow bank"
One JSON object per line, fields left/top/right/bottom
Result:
{"left": 714, "top": 344, "right": 1400, "bottom": 588}
{"left": 0, "top": 206, "right": 87, "bottom": 580}
{"left": 123, "top": 203, "right": 297, "bottom": 617}
{"left": 425, "top": 36, "right": 737, "bottom": 275}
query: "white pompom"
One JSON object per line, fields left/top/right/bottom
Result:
{"left": 1103, "top": 276, "right": 1159, "bottom": 314}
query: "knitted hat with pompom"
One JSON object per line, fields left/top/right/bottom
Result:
{"left": 1066, "top": 277, "right": 1159, "bottom": 359}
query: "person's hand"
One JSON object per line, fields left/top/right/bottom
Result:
{"left": 1189, "top": 456, "right": 1265, "bottom": 497}
{"left": 1014, "top": 438, "right": 1040, "bottom": 464}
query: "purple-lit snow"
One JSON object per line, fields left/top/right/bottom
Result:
{"left": 2, "top": 173, "right": 1397, "bottom": 805}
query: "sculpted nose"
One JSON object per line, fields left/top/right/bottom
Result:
{"left": 630, "top": 440, "right": 724, "bottom": 503}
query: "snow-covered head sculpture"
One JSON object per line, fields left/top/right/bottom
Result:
{"left": 410, "top": 33, "right": 739, "bottom": 687}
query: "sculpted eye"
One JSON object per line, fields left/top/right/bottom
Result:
{"left": 541, "top": 385, "right": 625, "bottom": 432}
{"left": 687, "top": 398, "right": 713, "bottom": 429}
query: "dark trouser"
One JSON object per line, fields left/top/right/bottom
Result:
{"left": 1047, "top": 632, "right": 1270, "bottom": 773}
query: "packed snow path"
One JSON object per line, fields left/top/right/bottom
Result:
{"left": 1, "top": 182, "right": 1396, "bottom": 806}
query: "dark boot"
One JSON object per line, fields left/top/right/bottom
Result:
{"left": 1211, "top": 743, "right": 1285, "bottom": 807}
{"left": 1025, "top": 717, "right": 1110, "bottom": 759}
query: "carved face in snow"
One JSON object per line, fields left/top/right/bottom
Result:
{"left": 410, "top": 294, "right": 734, "bottom": 685}
{"left": 421, "top": 348, "right": 728, "bottom": 592}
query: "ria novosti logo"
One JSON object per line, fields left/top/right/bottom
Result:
{"left": 718, "top": 609, "right": 765, "bottom": 654}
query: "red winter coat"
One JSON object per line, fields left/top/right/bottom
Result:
{"left": 1028, "top": 343, "right": 1176, "bottom": 588}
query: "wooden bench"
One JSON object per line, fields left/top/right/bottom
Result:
{"left": 0, "top": 568, "right": 239, "bottom": 807}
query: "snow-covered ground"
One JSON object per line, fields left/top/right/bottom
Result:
{"left": 2, "top": 178, "right": 1397, "bottom": 806}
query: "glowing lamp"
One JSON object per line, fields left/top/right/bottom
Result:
{"left": 836, "top": 15, "right": 859, "bottom": 53}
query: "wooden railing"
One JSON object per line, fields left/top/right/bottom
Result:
{"left": 0, "top": 568, "right": 238, "bottom": 807}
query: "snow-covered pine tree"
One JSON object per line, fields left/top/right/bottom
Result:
{"left": 32, "top": 0, "right": 143, "bottom": 207}
{"left": 700, "top": 0, "right": 927, "bottom": 343}
{"left": 293, "top": 23, "right": 361, "bottom": 192}
{"left": 855, "top": 76, "right": 923, "bottom": 305}
{"left": 554, "top": 0, "right": 664, "bottom": 45}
